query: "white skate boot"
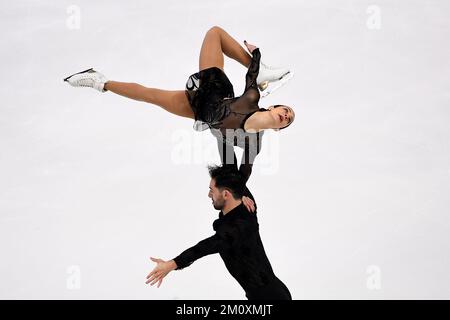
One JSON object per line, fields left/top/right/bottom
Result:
{"left": 63, "top": 68, "right": 108, "bottom": 92}
{"left": 257, "top": 62, "right": 294, "bottom": 98}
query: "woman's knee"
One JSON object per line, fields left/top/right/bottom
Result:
{"left": 207, "top": 25, "right": 223, "bottom": 37}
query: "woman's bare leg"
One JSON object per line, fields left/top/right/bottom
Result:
{"left": 102, "top": 27, "right": 249, "bottom": 119}
{"left": 199, "top": 26, "right": 252, "bottom": 71}
{"left": 104, "top": 81, "right": 194, "bottom": 119}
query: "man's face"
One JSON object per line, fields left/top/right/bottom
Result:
{"left": 208, "top": 178, "right": 225, "bottom": 210}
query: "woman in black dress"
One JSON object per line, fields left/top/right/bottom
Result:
{"left": 64, "top": 26, "right": 295, "bottom": 183}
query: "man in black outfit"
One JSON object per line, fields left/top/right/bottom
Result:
{"left": 145, "top": 165, "right": 291, "bottom": 300}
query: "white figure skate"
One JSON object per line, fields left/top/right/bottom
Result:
{"left": 64, "top": 68, "right": 108, "bottom": 93}
{"left": 257, "top": 62, "right": 294, "bottom": 98}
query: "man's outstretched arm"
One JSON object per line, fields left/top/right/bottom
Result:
{"left": 145, "top": 257, "right": 177, "bottom": 288}
{"left": 172, "top": 234, "right": 221, "bottom": 269}
{"left": 145, "top": 234, "right": 221, "bottom": 288}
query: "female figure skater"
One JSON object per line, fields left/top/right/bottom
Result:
{"left": 64, "top": 26, "right": 295, "bottom": 183}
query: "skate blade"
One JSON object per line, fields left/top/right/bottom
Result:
{"left": 260, "top": 71, "right": 294, "bottom": 98}
{"left": 63, "top": 68, "right": 93, "bottom": 82}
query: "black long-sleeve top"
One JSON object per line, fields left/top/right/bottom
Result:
{"left": 172, "top": 202, "right": 280, "bottom": 295}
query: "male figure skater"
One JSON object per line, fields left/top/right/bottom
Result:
{"left": 145, "top": 164, "right": 291, "bottom": 300}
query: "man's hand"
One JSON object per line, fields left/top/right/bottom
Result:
{"left": 244, "top": 40, "right": 258, "bottom": 54}
{"left": 242, "top": 196, "right": 255, "bottom": 213}
{"left": 145, "top": 257, "right": 177, "bottom": 288}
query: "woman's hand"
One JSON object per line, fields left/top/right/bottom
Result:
{"left": 242, "top": 196, "right": 256, "bottom": 213}
{"left": 244, "top": 40, "right": 258, "bottom": 54}
{"left": 145, "top": 257, "right": 177, "bottom": 288}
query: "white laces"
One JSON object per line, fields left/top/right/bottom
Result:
{"left": 76, "top": 77, "right": 94, "bottom": 87}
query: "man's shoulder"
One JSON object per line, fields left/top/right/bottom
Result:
{"left": 232, "top": 210, "right": 259, "bottom": 229}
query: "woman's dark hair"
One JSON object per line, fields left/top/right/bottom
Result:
{"left": 208, "top": 164, "right": 245, "bottom": 200}
{"left": 274, "top": 105, "right": 293, "bottom": 130}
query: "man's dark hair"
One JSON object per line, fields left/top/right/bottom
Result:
{"left": 208, "top": 164, "right": 245, "bottom": 200}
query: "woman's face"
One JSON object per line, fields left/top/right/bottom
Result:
{"left": 269, "top": 105, "right": 295, "bottom": 129}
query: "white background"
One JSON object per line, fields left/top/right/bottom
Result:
{"left": 1, "top": 0, "right": 449, "bottom": 299}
